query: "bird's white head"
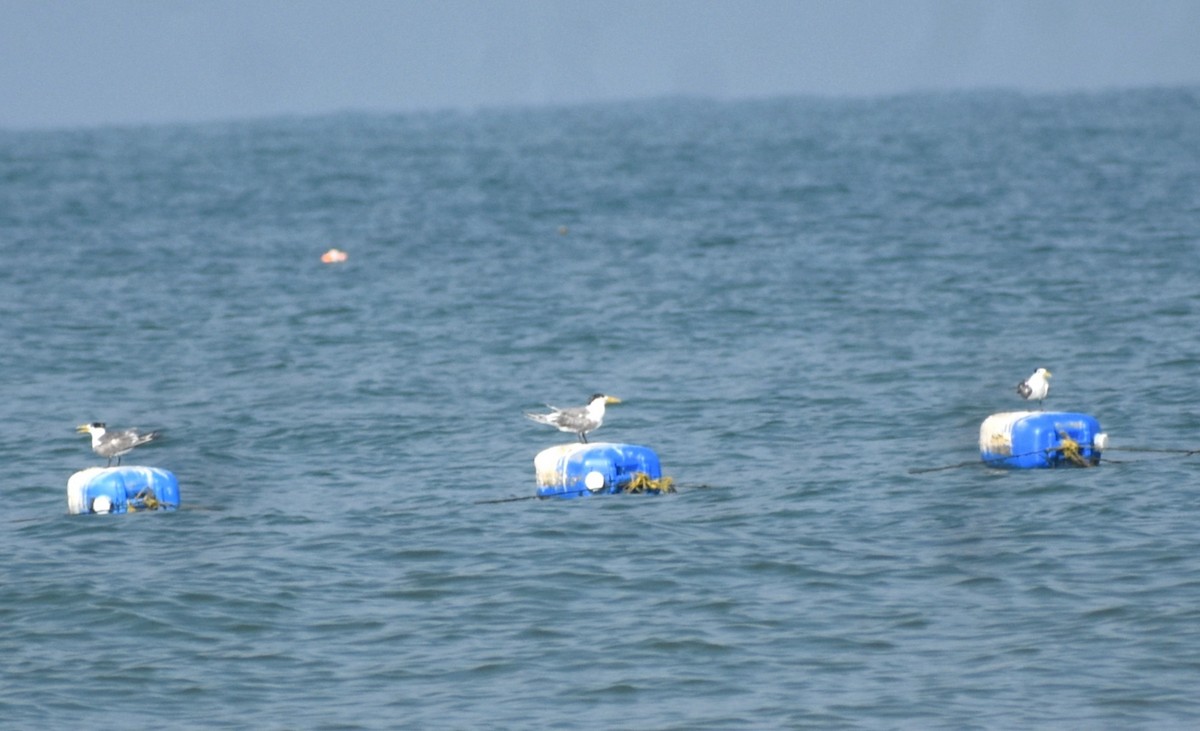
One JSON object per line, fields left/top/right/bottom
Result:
{"left": 76, "top": 422, "right": 106, "bottom": 436}
{"left": 585, "top": 393, "right": 621, "bottom": 417}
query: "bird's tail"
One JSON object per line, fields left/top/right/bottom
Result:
{"left": 137, "top": 430, "right": 163, "bottom": 447}
{"left": 524, "top": 413, "right": 552, "bottom": 425}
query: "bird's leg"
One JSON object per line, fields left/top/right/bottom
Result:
{"left": 580, "top": 434, "right": 588, "bottom": 444}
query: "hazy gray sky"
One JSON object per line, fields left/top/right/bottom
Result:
{"left": 2, "top": 0, "right": 1198, "bottom": 129}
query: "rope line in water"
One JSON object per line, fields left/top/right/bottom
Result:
{"left": 912, "top": 442, "right": 1100, "bottom": 474}
{"left": 1096, "top": 446, "right": 1200, "bottom": 465}
{"left": 1105, "top": 446, "right": 1200, "bottom": 455}
{"left": 911, "top": 441, "right": 1200, "bottom": 474}
{"left": 473, "top": 495, "right": 542, "bottom": 505}
{"left": 475, "top": 473, "right": 688, "bottom": 504}
{"left": 909, "top": 447, "right": 1062, "bottom": 474}
{"left": 908, "top": 459, "right": 988, "bottom": 475}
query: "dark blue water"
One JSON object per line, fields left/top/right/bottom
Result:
{"left": 3, "top": 89, "right": 1200, "bottom": 729}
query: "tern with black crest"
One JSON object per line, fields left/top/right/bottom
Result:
{"left": 1016, "top": 368, "right": 1051, "bottom": 409}
{"left": 525, "top": 394, "right": 621, "bottom": 443}
{"left": 76, "top": 422, "right": 162, "bottom": 466}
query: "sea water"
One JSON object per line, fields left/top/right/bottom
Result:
{"left": 2, "top": 89, "right": 1200, "bottom": 729}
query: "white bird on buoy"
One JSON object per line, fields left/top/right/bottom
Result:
{"left": 1016, "top": 368, "right": 1052, "bottom": 409}
{"left": 525, "top": 393, "right": 621, "bottom": 443}
{"left": 76, "top": 422, "right": 162, "bottom": 466}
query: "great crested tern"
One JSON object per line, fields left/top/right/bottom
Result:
{"left": 76, "top": 422, "right": 162, "bottom": 466}
{"left": 525, "top": 393, "right": 621, "bottom": 443}
{"left": 1016, "top": 368, "right": 1052, "bottom": 408}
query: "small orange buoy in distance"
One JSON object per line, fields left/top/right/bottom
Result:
{"left": 321, "top": 248, "right": 348, "bottom": 264}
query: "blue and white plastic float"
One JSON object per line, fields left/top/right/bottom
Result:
{"left": 979, "top": 411, "right": 1107, "bottom": 469}
{"left": 67, "top": 466, "right": 180, "bottom": 515}
{"left": 534, "top": 442, "right": 666, "bottom": 498}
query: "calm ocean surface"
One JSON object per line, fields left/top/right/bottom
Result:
{"left": 2, "top": 88, "right": 1200, "bottom": 729}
